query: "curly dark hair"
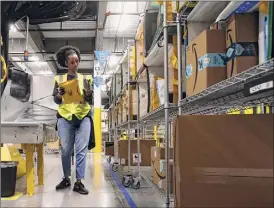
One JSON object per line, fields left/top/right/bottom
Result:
{"left": 56, "top": 45, "right": 81, "bottom": 68}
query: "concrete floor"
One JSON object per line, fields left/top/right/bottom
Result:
{"left": 1, "top": 153, "right": 166, "bottom": 207}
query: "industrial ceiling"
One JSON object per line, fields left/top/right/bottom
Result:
{"left": 7, "top": 1, "right": 147, "bottom": 77}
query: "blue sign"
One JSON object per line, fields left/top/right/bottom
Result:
{"left": 94, "top": 76, "right": 104, "bottom": 88}
{"left": 94, "top": 51, "right": 110, "bottom": 66}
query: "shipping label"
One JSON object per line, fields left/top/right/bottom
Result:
{"left": 198, "top": 53, "right": 226, "bottom": 71}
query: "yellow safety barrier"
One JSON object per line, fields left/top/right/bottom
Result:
{"left": 1, "top": 55, "right": 8, "bottom": 84}
{"left": 1, "top": 35, "right": 8, "bottom": 84}
{"left": 1, "top": 143, "right": 45, "bottom": 198}
{"left": 1, "top": 144, "right": 26, "bottom": 179}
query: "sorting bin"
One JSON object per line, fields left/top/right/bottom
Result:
{"left": 1, "top": 161, "right": 18, "bottom": 197}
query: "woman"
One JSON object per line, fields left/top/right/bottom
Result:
{"left": 52, "top": 45, "right": 94, "bottom": 195}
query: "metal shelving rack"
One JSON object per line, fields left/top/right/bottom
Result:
{"left": 108, "top": 1, "right": 274, "bottom": 208}
{"left": 107, "top": 40, "right": 142, "bottom": 190}
{"left": 178, "top": 58, "right": 274, "bottom": 115}
{"left": 134, "top": 2, "right": 181, "bottom": 206}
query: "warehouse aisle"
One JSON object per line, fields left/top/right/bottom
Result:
{"left": 1, "top": 153, "right": 129, "bottom": 207}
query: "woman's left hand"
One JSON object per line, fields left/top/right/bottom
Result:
{"left": 83, "top": 79, "right": 93, "bottom": 96}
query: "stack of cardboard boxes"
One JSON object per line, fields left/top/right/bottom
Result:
{"left": 118, "top": 139, "right": 156, "bottom": 166}
{"left": 186, "top": 13, "right": 258, "bottom": 96}
{"left": 151, "top": 147, "right": 174, "bottom": 192}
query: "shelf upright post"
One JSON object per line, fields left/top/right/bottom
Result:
{"left": 177, "top": 11, "right": 183, "bottom": 115}
{"left": 163, "top": 1, "right": 170, "bottom": 207}
{"left": 127, "top": 40, "right": 131, "bottom": 173}
{"left": 114, "top": 103, "right": 118, "bottom": 162}
{"left": 136, "top": 51, "right": 141, "bottom": 178}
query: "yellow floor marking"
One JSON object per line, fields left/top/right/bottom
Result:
{"left": 1, "top": 192, "right": 23, "bottom": 201}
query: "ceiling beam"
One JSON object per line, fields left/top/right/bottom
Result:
{"left": 95, "top": 1, "right": 108, "bottom": 51}
{"left": 44, "top": 38, "right": 95, "bottom": 54}
{"left": 97, "top": 1, "right": 108, "bottom": 29}
{"left": 18, "top": 28, "right": 97, "bottom": 32}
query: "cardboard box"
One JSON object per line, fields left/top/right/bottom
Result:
{"left": 47, "top": 139, "right": 60, "bottom": 150}
{"left": 210, "top": 20, "right": 226, "bottom": 30}
{"left": 118, "top": 139, "right": 156, "bottom": 166}
{"left": 151, "top": 147, "right": 174, "bottom": 163}
{"left": 105, "top": 142, "right": 114, "bottom": 156}
{"left": 152, "top": 159, "right": 173, "bottom": 192}
{"left": 186, "top": 29, "right": 227, "bottom": 96}
{"left": 121, "top": 88, "right": 138, "bottom": 122}
{"left": 226, "top": 13, "right": 258, "bottom": 77}
{"left": 174, "top": 114, "right": 273, "bottom": 207}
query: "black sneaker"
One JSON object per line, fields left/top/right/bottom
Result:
{"left": 73, "top": 181, "right": 89, "bottom": 195}
{"left": 56, "top": 178, "right": 71, "bottom": 190}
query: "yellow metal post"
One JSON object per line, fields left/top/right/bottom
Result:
{"left": 25, "top": 144, "right": 35, "bottom": 196}
{"left": 93, "top": 153, "right": 103, "bottom": 188}
{"left": 93, "top": 108, "right": 102, "bottom": 153}
{"left": 36, "top": 144, "right": 44, "bottom": 186}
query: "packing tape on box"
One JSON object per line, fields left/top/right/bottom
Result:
{"left": 198, "top": 53, "right": 227, "bottom": 71}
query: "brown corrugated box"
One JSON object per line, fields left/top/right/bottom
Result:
{"left": 118, "top": 139, "right": 156, "bottom": 166}
{"left": 152, "top": 159, "right": 173, "bottom": 192}
{"left": 226, "top": 13, "right": 258, "bottom": 78}
{"left": 186, "top": 29, "right": 227, "bottom": 96}
{"left": 151, "top": 147, "right": 174, "bottom": 162}
{"left": 105, "top": 142, "right": 114, "bottom": 156}
{"left": 47, "top": 139, "right": 60, "bottom": 150}
{"left": 210, "top": 20, "right": 226, "bottom": 30}
{"left": 174, "top": 114, "right": 273, "bottom": 207}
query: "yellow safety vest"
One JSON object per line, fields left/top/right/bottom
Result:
{"left": 54, "top": 73, "right": 93, "bottom": 121}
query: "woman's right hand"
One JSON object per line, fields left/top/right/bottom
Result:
{"left": 57, "top": 87, "right": 65, "bottom": 98}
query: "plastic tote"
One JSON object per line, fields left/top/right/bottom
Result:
{"left": 1, "top": 161, "right": 18, "bottom": 197}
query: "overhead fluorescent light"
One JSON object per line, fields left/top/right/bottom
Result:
{"left": 9, "top": 24, "right": 18, "bottom": 32}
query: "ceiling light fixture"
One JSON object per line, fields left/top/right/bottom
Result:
{"left": 9, "top": 24, "right": 18, "bottom": 32}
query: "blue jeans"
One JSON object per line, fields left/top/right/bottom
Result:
{"left": 57, "top": 117, "right": 91, "bottom": 180}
